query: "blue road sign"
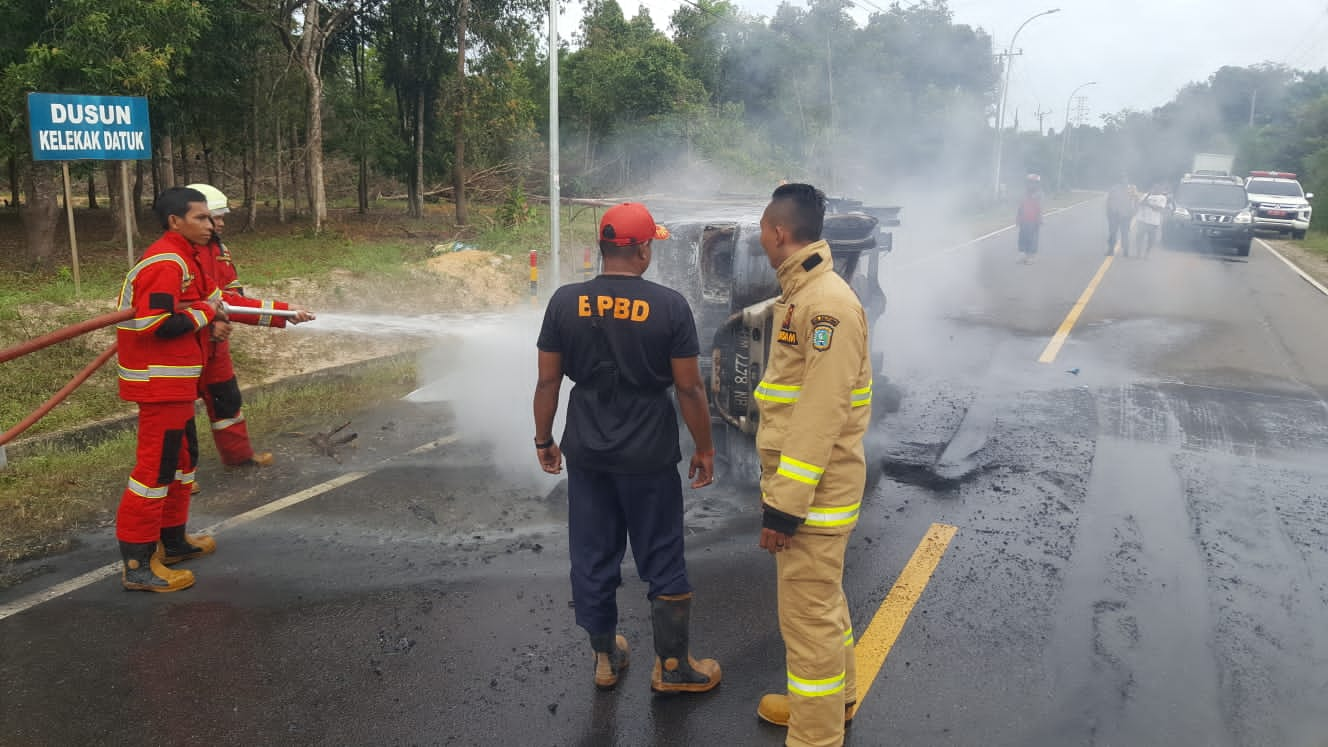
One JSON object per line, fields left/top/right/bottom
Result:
{"left": 27, "top": 93, "right": 152, "bottom": 161}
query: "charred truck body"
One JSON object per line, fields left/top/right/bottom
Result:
{"left": 643, "top": 199, "right": 900, "bottom": 481}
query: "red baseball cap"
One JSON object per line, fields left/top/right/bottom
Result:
{"left": 599, "top": 202, "right": 670, "bottom": 246}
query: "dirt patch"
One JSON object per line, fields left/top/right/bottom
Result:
{"left": 1263, "top": 238, "right": 1328, "bottom": 290}
{"left": 424, "top": 249, "right": 526, "bottom": 308}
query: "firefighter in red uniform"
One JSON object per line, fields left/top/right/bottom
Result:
{"left": 114, "top": 187, "right": 228, "bottom": 592}
{"left": 185, "top": 183, "right": 315, "bottom": 468}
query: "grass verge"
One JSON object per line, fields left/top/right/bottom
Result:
{"left": 0, "top": 355, "right": 417, "bottom": 565}
{"left": 1299, "top": 231, "right": 1328, "bottom": 258}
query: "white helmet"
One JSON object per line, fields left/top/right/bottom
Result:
{"left": 186, "top": 183, "right": 229, "bottom": 216}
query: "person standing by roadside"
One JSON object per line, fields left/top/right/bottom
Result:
{"left": 533, "top": 202, "right": 721, "bottom": 694}
{"left": 185, "top": 184, "right": 315, "bottom": 470}
{"left": 752, "top": 183, "right": 873, "bottom": 747}
{"left": 1133, "top": 184, "right": 1168, "bottom": 257}
{"left": 1016, "top": 174, "right": 1044, "bottom": 263}
{"left": 1106, "top": 178, "right": 1136, "bottom": 256}
{"left": 113, "top": 187, "right": 225, "bottom": 592}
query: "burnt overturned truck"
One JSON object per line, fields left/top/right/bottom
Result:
{"left": 644, "top": 198, "right": 901, "bottom": 481}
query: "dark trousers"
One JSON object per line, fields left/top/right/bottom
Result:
{"left": 1018, "top": 223, "right": 1040, "bottom": 254}
{"left": 1107, "top": 214, "right": 1131, "bottom": 253}
{"left": 566, "top": 465, "right": 692, "bottom": 635}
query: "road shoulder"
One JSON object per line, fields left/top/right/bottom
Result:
{"left": 1261, "top": 237, "right": 1328, "bottom": 292}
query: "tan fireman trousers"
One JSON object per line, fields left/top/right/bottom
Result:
{"left": 776, "top": 530, "right": 856, "bottom": 747}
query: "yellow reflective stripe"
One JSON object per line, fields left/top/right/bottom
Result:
{"left": 174, "top": 470, "right": 196, "bottom": 485}
{"left": 116, "top": 313, "right": 170, "bottom": 332}
{"left": 805, "top": 502, "right": 861, "bottom": 527}
{"left": 843, "top": 628, "right": 855, "bottom": 647}
{"left": 208, "top": 288, "right": 222, "bottom": 302}
{"left": 788, "top": 670, "right": 846, "bottom": 697}
{"left": 211, "top": 414, "right": 245, "bottom": 431}
{"left": 188, "top": 308, "right": 209, "bottom": 329}
{"left": 754, "top": 380, "right": 802, "bottom": 404}
{"left": 127, "top": 477, "right": 169, "bottom": 499}
{"left": 851, "top": 384, "right": 872, "bottom": 408}
{"left": 777, "top": 455, "right": 824, "bottom": 486}
{"left": 258, "top": 299, "right": 275, "bottom": 327}
{"left": 118, "top": 364, "right": 203, "bottom": 382}
{"left": 117, "top": 255, "right": 190, "bottom": 311}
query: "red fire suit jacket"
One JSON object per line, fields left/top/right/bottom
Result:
{"left": 115, "top": 232, "right": 220, "bottom": 403}
{"left": 193, "top": 238, "right": 293, "bottom": 384}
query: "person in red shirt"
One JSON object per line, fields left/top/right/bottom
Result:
{"left": 114, "top": 187, "right": 226, "bottom": 592}
{"left": 185, "top": 184, "right": 314, "bottom": 469}
{"left": 1016, "top": 174, "right": 1043, "bottom": 264}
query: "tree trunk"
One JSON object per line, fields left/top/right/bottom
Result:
{"left": 19, "top": 161, "right": 62, "bottom": 269}
{"left": 411, "top": 87, "right": 424, "bottom": 219}
{"left": 275, "top": 115, "right": 287, "bottom": 224}
{"left": 7, "top": 155, "right": 19, "bottom": 208}
{"left": 353, "top": 29, "right": 369, "bottom": 214}
{"left": 289, "top": 121, "right": 301, "bottom": 219}
{"left": 133, "top": 161, "right": 145, "bottom": 218}
{"left": 179, "top": 139, "right": 191, "bottom": 185}
{"left": 105, "top": 162, "right": 137, "bottom": 240}
{"left": 453, "top": 0, "right": 470, "bottom": 226}
{"left": 298, "top": 0, "right": 328, "bottom": 233}
{"left": 244, "top": 77, "right": 259, "bottom": 232}
{"left": 159, "top": 134, "right": 176, "bottom": 189}
{"left": 87, "top": 172, "right": 99, "bottom": 209}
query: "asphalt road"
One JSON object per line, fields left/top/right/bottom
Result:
{"left": 4, "top": 197, "right": 1328, "bottom": 747}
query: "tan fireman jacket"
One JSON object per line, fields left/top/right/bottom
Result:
{"left": 755, "top": 240, "right": 872, "bottom": 535}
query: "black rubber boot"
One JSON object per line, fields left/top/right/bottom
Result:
{"left": 119, "top": 541, "right": 194, "bottom": 592}
{"left": 650, "top": 593, "right": 721, "bottom": 693}
{"left": 589, "top": 632, "right": 630, "bottom": 690}
{"left": 160, "top": 524, "right": 217, "bottom": 565}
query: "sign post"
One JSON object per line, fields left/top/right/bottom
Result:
{"left": 26, "top": 93, "right": 153, "bottom": 292}
{"left": 60, "top": 162, "right": 80, "bottom": 294}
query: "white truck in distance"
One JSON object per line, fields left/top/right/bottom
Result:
{"left": 1193, "top": 153, "right": 1236, "bottom": 176}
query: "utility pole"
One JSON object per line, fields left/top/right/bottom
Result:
{"left": 1249, "top": 88, "right": 1258, "bottom": 127}
{"left": 1034, "top": 107, "right": 1051, "bottom": 136}
{"left": 992, "top": 8, "right": 1060, "bottom": 201}
{"left": 1056, "top": 81, "right": 1096, "bottom": 194}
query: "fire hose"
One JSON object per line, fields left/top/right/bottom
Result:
{"left": 0, "top": 309, "right": 133, "bottom": 365}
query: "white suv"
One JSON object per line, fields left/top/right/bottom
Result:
{"left": 1245, "top": 171, "right": 1313, "bottom": 239}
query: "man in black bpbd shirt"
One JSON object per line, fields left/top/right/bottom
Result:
{"left": 534, "top": 202, "right": 722, "bottom": 694}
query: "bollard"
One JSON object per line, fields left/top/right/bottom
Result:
{"left": 529, "top": 249, "right": 538, "bottom": 306}
{"left": 583, "top": 246, "right": 592, "bottom": 280}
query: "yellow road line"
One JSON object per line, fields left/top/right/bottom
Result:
{"left": 1038, "top": 255, "right": 1114, "bottom": 363}
{"left": 854, "top": 522, "right": 958, "bottom": 705}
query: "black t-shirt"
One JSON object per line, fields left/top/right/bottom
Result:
{"left": 537, "top": 274, "right": 700, "bottom": 473}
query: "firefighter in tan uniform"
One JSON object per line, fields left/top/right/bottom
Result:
{"left": 754, "top": 184, "right": 871, "bottom": 747}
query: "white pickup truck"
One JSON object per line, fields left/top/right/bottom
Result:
{"left": 1245, "top": 170, "right": 1313, "bottom": 239}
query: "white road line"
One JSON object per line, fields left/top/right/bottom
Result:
{"left": 1256, "top": 238, "right": 1328, "bottom": 297}
{"left": 0, "top": 434, "right": 460, "bottom": 623}
{"left": 891, "top": 194, "right": 1102, "bottom": 272}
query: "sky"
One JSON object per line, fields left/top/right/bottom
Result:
{"left": 553, "top": 0, "right": 1328, "bottom": 132}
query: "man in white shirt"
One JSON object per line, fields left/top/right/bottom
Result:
{"left": 1134, "top": 184, "right": 1168, "bottom": 257}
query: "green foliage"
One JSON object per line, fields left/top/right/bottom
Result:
{"left": 495, "top": 183, "right": 536, "bottom": 226}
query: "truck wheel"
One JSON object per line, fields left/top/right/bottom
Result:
{"left": 1293, "top": 230, "right": 1307, "bottom": 240}
{"left": 1235, "top": 240, "right": 1251, "bottom": 257}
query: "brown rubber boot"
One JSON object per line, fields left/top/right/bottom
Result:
{"left": 590, "top": 633, "right": 630, "bottom": 690}
{"left": 757, "top": 693, "right": 857, "bottom": 726}
{"left": 120, "top": 541, "right": 195, "bottom": 592}
{"left": 160, "top": 525, "right": 217, "bottom": 565}
{"left": 650, "top": 593, "right": 721, "bottom": 694}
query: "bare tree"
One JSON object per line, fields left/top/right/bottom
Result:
{"left": 248, "top": 0, "right": 360, "bottom": 233}
{"left": 453, "top": 0, "right": 470, "bottom": 225}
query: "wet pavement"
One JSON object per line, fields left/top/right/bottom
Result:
{"left": 4, "top": 198, "right": 1328, "bottom": 746}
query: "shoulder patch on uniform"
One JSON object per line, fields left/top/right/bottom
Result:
{"left": 811, "top": 325, "right": 834, "bottom": 351}
{"left": 801, "top": 254, "right": 823, "bottom": 271}
{"left": 777, "top": 303, "right": 798, "bottom": 346}
{"left": 810, "top": 314, "right": 839, "bottom": 327}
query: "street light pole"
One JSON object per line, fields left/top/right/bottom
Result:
{"left": 1056, "top": 81, "right": 1096, "bottom": 194}
{"left": 993, "top": 8, "right": 1060, "bottom": 201}
{"left": 548, "top": 0, "right": 561, "bottom": 289}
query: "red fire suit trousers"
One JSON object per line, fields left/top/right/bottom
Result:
{"left": 200, "top": 338, "right": 254, "bottom": 466}
{"left": 115, "top": 401, "right": 198, "bottom": 543}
